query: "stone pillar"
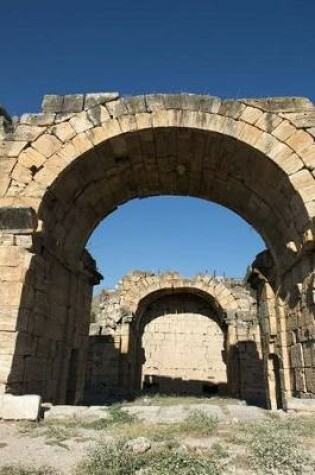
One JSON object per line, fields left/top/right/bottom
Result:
{"left": 0, "top": 206, "right": 101, "bottom": 404}
{"left": 247, "top": 249, "right": 315, "bottom": 408}
{"left": 0, "top": 207, "right": 37, "bottom": 395}
{"left": 281, "top": 252, "right": 315, "bottom": 400}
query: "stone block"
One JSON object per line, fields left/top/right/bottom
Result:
{"left": 84, "top": 92, "right": 119, "bottom": 108}
{"left": 44, "top": 405, "right": 89, "bottom": 420}
{"left": 286, "top": 130, "right": 314, "bottom": 154}
{"left": 0, "top": 266, "right": 23, "bottom": 282}
{"left": 106, "top": 99, "right": 129, "bottom": 118}
{"left": 20, "top": 113, "right": 56, "bottom": 127}
{"left": 0, "top": 282, "right": 24, "bottom": 307}
{"left": 124, "top": 96, "right": 147, "bottom": 114}
{"left": 303, "top": 341, "right": 315, "bottom": 367}
{"left": 24, "top": 357, "right": 47, "bottom": 381}
{"left": 32, "top": 134, "right": 62, "bottom": 158}
{"left": 86, "top": 106, "right": 103, "bottom": 126}
{"left": 62, "top": 95, "right": 84, "bottom": 113}
{"left": 290, "top": 343, "right": 304, "bottom": 367}
{"left": 0, "top": 207, "right": 37, "bottom": 233}
{"left": 255, "top": 112, "right": 282, "bottom": 132}
{"left": 305, "top": 368, "right": 315, "bottom": 393}
{"left": 300, "top": 144, "right": 315, "bottom": 169}
{"left": 295, "top": 368, "right": 306, "bottom": 392}
{"left": 290, "top": 169, "right": 315, "bottom": 202}
{"left": 286, "top": 397, "right": 315, "bottom": 412}
{"left": 242, "top": 97, "right": 314, "bottom": 113}
{"left": 0, "top": 140, "right": 27, "bottom": 157}
{"left": 51, "top": 121, "right": 76, "bottom": 142}
{"left": 0, "top": 246, "right": 21, "bottom": 267}
{"left": 69, "top": 111, "right": 94, "bottom": 134}
{"left": 280, "top": 111, "right": 315, "bottom": 128}
{"left": 0, "top": 354, "right": 26, "bottom": 382}
{"left": 41, "top": 95, "right": 64, "bottom": 114}
{"left": 13, "top": 125, "right": 43, "bottom": 142}
{"left": 240, "top": 106, "right": 263, "bottom": 124}
{"left": 219, "top": 100, "right": 245, "bottom": 119}
{"left": 163, "top": 94, "right": 221, "bottom": 113}
{"left": 0, "top": 394, "right": 41, "bottom": 420}
{"left": 11, "top": 163, "right": 32, "bottom": 184}
{"left": 225, "top": 405, "right": 266, "bottom": 420}
{"left": 18, "top": 147, "right": 46, "bottom": 169}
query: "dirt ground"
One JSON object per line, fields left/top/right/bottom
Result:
{"left": 0, "top": 399, "right": 314, "bottom": 475}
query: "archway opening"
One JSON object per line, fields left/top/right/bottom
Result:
{"left": 136, "top": 290, "right": 228, "bottom": 397}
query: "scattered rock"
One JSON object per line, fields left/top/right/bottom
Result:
{"left": 124, "top": 437, "right": 151, "bottom": 454}
{"left": 181, "top": 436, "right": 220, "bottom": 451}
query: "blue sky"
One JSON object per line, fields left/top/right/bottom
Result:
{"left": 87, "top": 197, "right": 263, "bottom": 290}
{"left": 2, "top": 0, "right": 314, "bottom": 289}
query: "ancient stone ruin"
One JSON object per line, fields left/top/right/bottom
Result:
{"left": 85, "top": 270, "right": 266, "bottom": 406}
{"left": 0, "top": 92, "right": 315, "bottom": 411}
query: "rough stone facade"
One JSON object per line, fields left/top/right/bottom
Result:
{"left": 0, "top": 92, "right": 314, "bottom": 408}
{"left": 141, "top": 298, "right": 227, "bottom": 394}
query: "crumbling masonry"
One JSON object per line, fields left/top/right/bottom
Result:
{"left": 0, "top": 92, "right": 315, "bottom": 409}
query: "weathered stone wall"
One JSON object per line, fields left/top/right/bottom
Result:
{"left": 141, "top": 294, "right": 227, "bottom": 394}
{"left": 0, "top": 221, "right": 99, "bottom": 404}
{"left": 85, "top": 271, "right": 265, "bottom": 405}
{"left": 248, "top": 250, "right": 315, "bottom": 408}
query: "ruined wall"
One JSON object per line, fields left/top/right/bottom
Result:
{"left": 0, "top": 210, "right": 100, "bottom": 404}
{"left": 248, "top": 250, "right": 315, "bottom": 408}
{"left": 141, "top": 293, "right": 227, "bottom": 394}
{"left": 1, "top": 91, "right": 315, "bottom": 405}
{"left": 85, "top": 271, "right": 266, "bottom": 405}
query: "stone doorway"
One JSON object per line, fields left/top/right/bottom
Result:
{"left": 139, "top": 292, "right": 228, "bottom": 396}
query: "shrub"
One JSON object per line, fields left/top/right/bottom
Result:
{"left": 76, "top": 441, "right": 222, "bottom": 475}
{"left": 237, "top": 419, "right": 314, "bottom": 475}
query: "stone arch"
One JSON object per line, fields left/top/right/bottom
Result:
{"left": 135, "top": 289, "right": 229, "bottom": 396}
{"left": 116, "top": 271, "right": 245, "bottom": 320}
{"left": 87, "top": 271, "right": 260, "bottom": 401}
{"left": 0, "top": 92, "right": 315, "bottom": 403}
{"left": 1, "top": 93, "right": 315, "bottom": 268}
